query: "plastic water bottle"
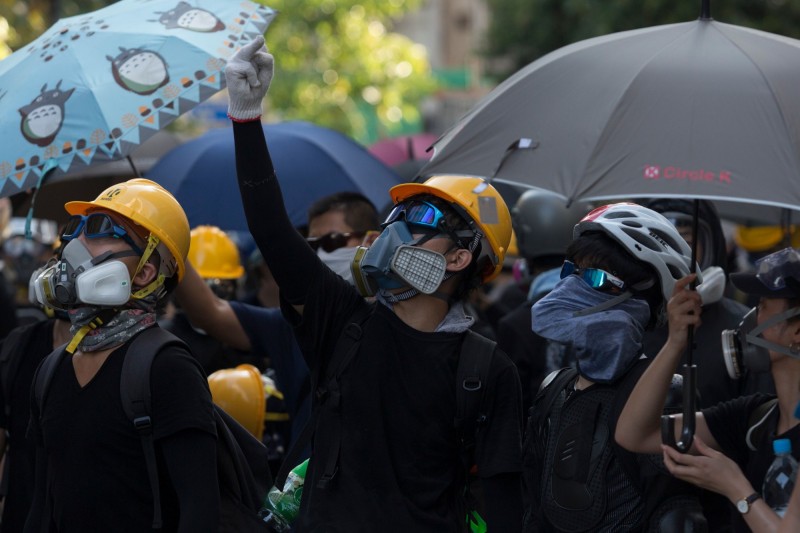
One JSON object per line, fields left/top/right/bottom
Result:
{"left": 762, "top": 438, "right": 798, "bottom": 517}
{"left": 259, "top": 459, "right": 309, "bottom": 531}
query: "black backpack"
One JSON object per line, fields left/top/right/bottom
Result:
{"left": 527, "top": 363, "right": 707, "bottom": 532}
{"left": 33, "top": 326, "right": 273, "bottom": 532}
{"left": 274, "top": 304, "right": 496, "bottom": 526}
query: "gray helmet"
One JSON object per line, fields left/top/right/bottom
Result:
{"left": 511, "top": 188, "right": 591, "bottom": 260}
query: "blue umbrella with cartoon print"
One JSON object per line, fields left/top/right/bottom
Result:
{"left": 0, "top": 0, "right": 276, "bottom": 198}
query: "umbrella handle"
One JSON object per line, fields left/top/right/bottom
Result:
{"left": 661, "top": 364, "right": 697, "bottom": 452}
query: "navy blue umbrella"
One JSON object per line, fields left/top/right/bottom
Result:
{"left": 147, "top": 121, "right": 402, "bottom": 231}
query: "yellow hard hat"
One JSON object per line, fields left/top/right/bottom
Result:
{"left": 734, "top": 225, "right": 800, "bottom": 253}
{"left": 188, "top": 225, "right": 245, "bottom": 280}
{"left": 207, "top": 364, "right": 265, "bottom": 440}
{"left": 64, "top": 179, "right": 190, "bottom": 281}
{"left": 389, "top": 175, "right": 512, "bottom": 283}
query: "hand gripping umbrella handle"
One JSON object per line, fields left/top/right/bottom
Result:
{"left": 661, "top": 364, "right": 697, "bottom": 452}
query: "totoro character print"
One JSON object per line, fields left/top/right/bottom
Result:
{"left": 107, "top": 47, "right": 170, "bottom": 95}
{"left": 18, "top": 81, "right": 75, "bottom": 147}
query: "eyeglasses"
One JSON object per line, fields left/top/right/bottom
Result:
{"left": 560, "top": 260, "right": 626, "bottom": 291}
{"left": 61, "top": 213, "right": 144, "bottom": 256}
{"left": 306, "top": 231, "right": 365, "bottom": 253}
{"left": 383, "top": 201, "right": 447, "bottom": 231}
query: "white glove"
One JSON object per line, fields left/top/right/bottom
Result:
{"left": 224, "top": 36, "right": 274, "bottom": 121}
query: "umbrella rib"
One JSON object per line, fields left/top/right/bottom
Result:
{"left": 568, "top": 24, "right": 698, "bottom": 202}
{"left": 709, "top": 22, "right": 800, "bottom": 177}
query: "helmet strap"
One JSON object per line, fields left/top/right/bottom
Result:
{"left": 131, "top": 234, "right": 166, "bottom": 300}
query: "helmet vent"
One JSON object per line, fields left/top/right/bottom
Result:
{"left": 621, "top": 220, "right": 643, "bottom": 228}
{"left": 650, "top": 229, "right": 684, "bottom": 253}
{"left": 667, "top": 264, "right": 685, "bottom": 280}
{"left": 605, "top": 211, "right": 633, "bottom": 219}
{"left": 621, "top": 227, "right": 660, "bottom": 251}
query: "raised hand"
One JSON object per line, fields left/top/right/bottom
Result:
{"left": 224, "top": 36, "right": 274, "bottom": 121}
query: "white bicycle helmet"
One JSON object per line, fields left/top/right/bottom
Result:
{"left": 574, "top": 203, "right": 700, "bottom": 301}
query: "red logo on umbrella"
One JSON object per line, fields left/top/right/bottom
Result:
{"left": 644, "top": 165, "right": 660, "bottom": 179}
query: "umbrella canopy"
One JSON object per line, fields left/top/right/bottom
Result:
{"left": 0, "top": 0, "right": 275, "bottom": 198}
{"left": 146, "top": 121, "right": 404, "bottom": 231}
{"left": 420, "top": 17, "right": 800, "bottom": 216}
{"left": 9, "top": 129, "right": 182, "bottom": 224}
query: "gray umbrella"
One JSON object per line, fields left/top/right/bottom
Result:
{"left": 421, "top": 4, "right": 800, "bottom": 451}
{"left": 420, "top": 14, "right": 800, "bottom": 216}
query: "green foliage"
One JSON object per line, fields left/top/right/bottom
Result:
{"left": 486, "top": 0, "right": 800, "bottom": 76}
{"left": 260, "top": 0, "right": 437, "bottom": 142}
{"left": 0, "top": 0, "right": 113, "bottom": 56}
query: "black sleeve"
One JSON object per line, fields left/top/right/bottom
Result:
{"left": 233, "top": 120, "right": 325, "bottom": 305}
{"left": 482, "top": 472, "right": 523, "bottom": 533}
{"left": 159, "top": 429, "right": 220, "bottom": 533}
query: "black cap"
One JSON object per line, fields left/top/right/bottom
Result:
{"left": 730, "top": 271, "right": 800, "bottom": 298}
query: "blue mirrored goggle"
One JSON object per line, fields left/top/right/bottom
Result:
{"left": 383, "top": 201, "right": 446, "bottom": 231}
{"left": 61, "top": 213, "right": 144, "bottom": 256}
{"left": 560, "top": 260, "right": 625, "bottom": 291}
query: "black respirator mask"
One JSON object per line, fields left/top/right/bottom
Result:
{"left": 721, "top": 305, "right": 800, "bottom": 379}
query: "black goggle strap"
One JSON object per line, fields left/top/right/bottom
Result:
{"left": 746, "top": 306, "right": 800, "bottom": 359}
{"left": 131, "top": 234, "right": 166, "bottom": 300}
{"left": 572, "top": 278, "right": 655, "bottom": 318}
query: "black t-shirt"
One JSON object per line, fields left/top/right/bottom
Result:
{"left": 0, "top": 318, "right": 55, "bottom": 532}
{"left": 27, "top": 332, "right": 216, "bottom": 532}
{"left": 283, "top": 265, "right": 523, "bottom": 532}
{"left": 703, "top": 393, "right": 800, "bottom": 533}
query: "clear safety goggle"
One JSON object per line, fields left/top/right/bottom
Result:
{"left": 61, "top": 213, "right": 144, "bottom": 256}
{"left": 755, "top": 247, "right": 800, "bottom": 290}
{"left": 560, "top": 260, "right": 626, "bottom": 291}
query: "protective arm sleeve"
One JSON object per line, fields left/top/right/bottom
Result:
{"left": 482, "top": 472, "right": 523, "bottom": 532}
{"left": 160, "top": 429, "right": 220, "bottom": 533}
{"left": 233, "top": 120, "right": 321, "bottom": 304}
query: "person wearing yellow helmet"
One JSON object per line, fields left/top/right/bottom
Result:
{"left": 25, "top": 179, "right": 220, "bottom": 531}
{"left": 166, "top": 225, "right": 266, "bottom": 376}
{"left": 225, "top": 39, "right": 523, "bottom": 532}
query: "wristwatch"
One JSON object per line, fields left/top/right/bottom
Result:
{"left": 736, "top": 492, "right": 761, "bottom": 514}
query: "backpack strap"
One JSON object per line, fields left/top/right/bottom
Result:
{"left": 1, "top": 322, "right": 47, "bottom": 419}
{"left": 532, "top": 367, "right": 578, "bottom": 424}
{"left": 455, "top": 330, "right": 495, "bottom": 467}
{"left": 119, "top": 326, "right": 188, "bottom": 530}
{"left": 32, "top": 342, "right": 70, "bottom": 426}
{"left": 274, "top": 303, "right": 373, "bottom": 489}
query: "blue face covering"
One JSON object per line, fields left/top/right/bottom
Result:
{"left": 531, "top": 274, "right": 651, "bottom": 383}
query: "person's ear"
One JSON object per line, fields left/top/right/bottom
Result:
{"left": 445, "top": 248, "right": 472, "bottom": 272}
{"left": 132, "top": 260, "right": 158, "bottom": 289}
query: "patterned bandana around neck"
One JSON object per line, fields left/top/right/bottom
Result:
{"left": 531, "top": 274, "right": 651, "bottom": 384}
{"left": 67, "top": 293, "right": 159, "bottom": 352}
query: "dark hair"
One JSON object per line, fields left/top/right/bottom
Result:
{"left": 567, "top": 231, "right": 663, "bottom": 328}
{"left": 308, "top": 192, "right": 380, "bottom": 233}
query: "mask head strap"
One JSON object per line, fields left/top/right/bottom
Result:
{"left": 746, "top": 305, "right": 800, "bottom": 358}
{"left": 572, "top": 278, "right": 655, "bottom": 318}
